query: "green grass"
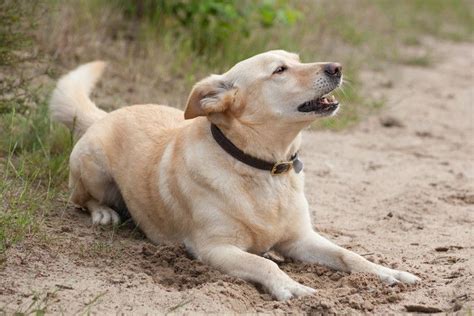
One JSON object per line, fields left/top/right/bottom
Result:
{"left": 0, "top": 100, "right": 72, "bottom": 255}
{"left": 0, "top": 1, "right": 74, "bottom": 255}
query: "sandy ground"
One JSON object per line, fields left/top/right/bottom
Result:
{"left": 0, "top": 40, "right": 473, "bottom": 314}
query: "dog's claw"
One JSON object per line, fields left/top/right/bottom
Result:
{"left": 91, "top": 208, "right": 120, "bottom": 225}
{"left": 381, "top": 274, "right": 399, "bottom": 285}
{"left": 394, "top": 270, "right": 420, "bottom": 284}
{"left": 378, "top": 269, "right": 420, "bottom": 285}
{"left": 270, "top": 279, "right": 316, "bottom": 301}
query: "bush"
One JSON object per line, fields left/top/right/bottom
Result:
{"left": 110, "top": 0, "right": 300, "bottom": 55}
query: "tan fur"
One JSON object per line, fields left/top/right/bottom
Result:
{"left": 51, "top": 50, "right": 420, "bottom": 300}
{"left": 50, "top": 61, "right": 107, "bottom": 138}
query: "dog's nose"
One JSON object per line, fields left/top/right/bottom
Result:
{"left": 324, "top": 63, "right": 342, "bottom": 77}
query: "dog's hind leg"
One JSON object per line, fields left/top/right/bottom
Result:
{"left": 85, "top": 199, "right": 120, "bottom": 225}
{"left": 69, "top": 153, "right": 121, "bottom": 226}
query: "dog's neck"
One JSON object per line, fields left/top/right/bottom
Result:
{"left": 211, "top": 119, "right": 305, "bottom": 162}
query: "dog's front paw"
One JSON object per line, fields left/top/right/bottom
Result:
{"left": 268, "top": 278, "right": 316, "bottom": 301}
{"left": 378, "top": 268, "right": 420, "bottom": 285}
{"left": 391, "top": 270, "right": 420, "bottom": 284}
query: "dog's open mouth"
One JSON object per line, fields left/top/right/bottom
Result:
{"left": 297, "top": 95, "right": 339, "bottom": 115}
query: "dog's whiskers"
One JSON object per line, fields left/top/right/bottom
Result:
{"left": 343, "top": 78, "right": 353, "bottom": 84}
{"left": 337, "top": 85, "right": 349, "bottom": 99}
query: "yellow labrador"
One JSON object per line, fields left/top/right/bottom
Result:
{"left": 50, "top": 50, "right": 419, "bottom": 300}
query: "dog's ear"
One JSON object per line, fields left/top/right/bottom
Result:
{"left": 184, "top": 75, "right": 237, "bottom": 120}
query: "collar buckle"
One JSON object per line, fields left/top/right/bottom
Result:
{"left": 210, "top": 124, "right": 303, "bottom": 175}
{"left": 271, "top": 162, "right": 293, "bottom": 175}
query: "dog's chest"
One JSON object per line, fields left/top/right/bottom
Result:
{"left": 231, "top": 174, "right": 307, "bottom": 253}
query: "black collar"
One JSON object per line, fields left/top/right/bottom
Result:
{"left": 210, "top": 124, "right": 303, "bottom": 175}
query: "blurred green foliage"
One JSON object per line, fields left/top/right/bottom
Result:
{"left": 0, "top": 1, "right": 35, "bottom": 66}
{"left": 109, "top": 0, "right": 300, "bottom": 55}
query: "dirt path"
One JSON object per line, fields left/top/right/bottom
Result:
{"left": 1, "top": 41, "right": 472, "bottom": 314}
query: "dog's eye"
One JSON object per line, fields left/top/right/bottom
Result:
{"left": 273, "top": 66, "right": 287, "bottom": 74}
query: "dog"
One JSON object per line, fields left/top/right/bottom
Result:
{"left": 50, "top": 50, "right": 419, "bottom": 300}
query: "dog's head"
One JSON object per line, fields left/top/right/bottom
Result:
{"left": 184, "top": 50, "right": 342, "bottom": 128}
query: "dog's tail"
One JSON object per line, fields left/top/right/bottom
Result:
{"left": 50, "top": 61, "right": 107, "bottom": 138}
